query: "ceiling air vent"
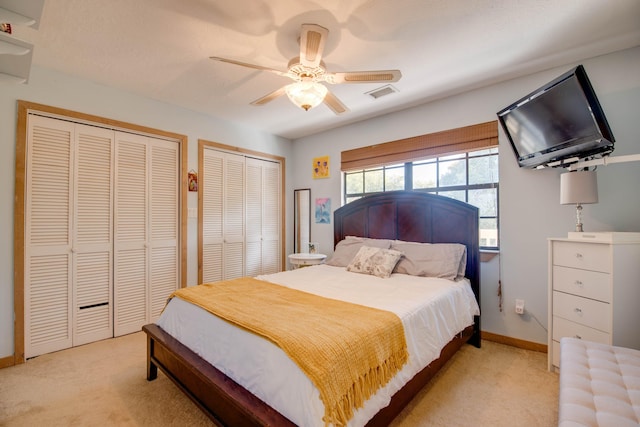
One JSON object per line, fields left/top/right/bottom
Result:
{"left": 366, "top": 85, "right": 398, "bottom": 99}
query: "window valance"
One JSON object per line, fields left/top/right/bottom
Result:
{"left": 341, "top": 121, "right": 498, "bottom": 171}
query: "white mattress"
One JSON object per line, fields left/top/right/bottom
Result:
{"left": 559, "top": 337, "right": 640, "bottom": 427}
{"left": 157, "top": 264, "right": 480, "bottom": 427}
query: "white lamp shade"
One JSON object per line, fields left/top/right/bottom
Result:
{"left": 560, "top": 170, "right": 598, "bottom": 205}
{"left": 285, "top": 81, "right": 327, "bottom": 111}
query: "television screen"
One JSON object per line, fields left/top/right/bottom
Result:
{"left": 497, "top": 65, "right": 615, "bottom": 168}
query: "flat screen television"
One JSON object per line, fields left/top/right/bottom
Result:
{"left": 497, "top": 65, "right": 615, "bottom": 168}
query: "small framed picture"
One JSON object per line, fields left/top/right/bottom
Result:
{"left": 315, "top": 198, "right": 330, "bottom": 224}
{"left": 312, "top": 156, "right": 330, "bottom": 179}
{"left": 188, "top": 170, "right": 198, "bottom": 192}
{"left": 308, "top": 242, "right": 319, "bottom": 254}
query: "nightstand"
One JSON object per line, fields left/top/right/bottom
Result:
{"left": 548, "top": 232, "right": 640, "bottom": 371}
{"left": 288, "top": 253, "right": 326, "bottom": 268}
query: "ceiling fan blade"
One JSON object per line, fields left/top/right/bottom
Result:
{"left": 323, "top": 90, "right": 349, "bottom": 115}
{"left": 299, "top": 24, "right": 328, "bottom": 68}
{"left": 210, "top": 56, "right": 289, "bottom": 78}
{"left": 325, "top": 70, "right": 402, "bottom": 84}
{"left": 250, "top": 86, "right": 287, "bottom": 106}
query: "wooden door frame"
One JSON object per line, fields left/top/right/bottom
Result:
{"left": 197, "top": 139, "right": 286, "bottom": 285}
{"left": 13, "top": 100, "right": 189, "bottom": 365}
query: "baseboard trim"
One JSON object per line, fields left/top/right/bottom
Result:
{"left": 0, "top": 354, "right": 15, "bottom": 369}
{"left": 481, "top": 331, "right": 547, "bottom": 353}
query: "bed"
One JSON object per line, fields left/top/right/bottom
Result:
{"left": 558, "top": 337, "right": 640, "bottom": 426}
{"left": 143, "top": 190, "right": 481, "bottom": 426}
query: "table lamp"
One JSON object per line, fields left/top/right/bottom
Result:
{"left": 560, "top": 170, "right": 598, "bottom": 232}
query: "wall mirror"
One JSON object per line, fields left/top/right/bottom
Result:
{"left": 293, "top": 189, "right": 311, "bottom": 253}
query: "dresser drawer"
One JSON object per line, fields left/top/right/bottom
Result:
{"left": 553, "top": 291, "right": 611, "bottom": 332}
{"left": 552, "top": 241, "right": 610, "bottom": 273}
{"left": 552, "top": 266, "right": 611, "bottom": 302}
{"left": 552, "top": 316, "right": 611, "bottom": 344}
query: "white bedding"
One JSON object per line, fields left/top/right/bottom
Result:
{"left": 156, "top": 264, "right": 480, "bottom": 427}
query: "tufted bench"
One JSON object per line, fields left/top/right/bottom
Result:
{"left": 558, "top": 337, "right": 640, "bottom": 426}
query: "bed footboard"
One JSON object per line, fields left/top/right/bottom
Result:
{"left": 143, "top": 323, "right": 474, "bottom": 427}
{"left": 143, "top": 323, "right": 296, "bottom": 427}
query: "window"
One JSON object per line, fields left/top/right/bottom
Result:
{"left": 341, "top": 121, "right": 499, "bottom": 250}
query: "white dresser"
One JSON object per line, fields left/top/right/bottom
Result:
{"left": 548, "top": 232, "right": 640, "bottom": 371}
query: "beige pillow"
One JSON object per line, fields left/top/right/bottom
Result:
{"left": 346, "top": 246, "right": 403, "bottom": 278}
{"left": 391, "top": 241, "right": 467, "bottom": 280}
{"left": 326, "top": 236, "right": 392, "bottom": 267}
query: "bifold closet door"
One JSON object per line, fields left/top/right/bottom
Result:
{"left": 72, "top": 123, "right": 114, "bottom": 346}
{"left": 114, "top": 132, "right": 179, "bottom": 336}
{"left": 25, "top": 116, "right": 113, "bottom": 358}
{"left": 245, "top": 157, "right": 281, "bottom": 276}
{"left": 201, "top": 149, "right": 245, "bottom": 283}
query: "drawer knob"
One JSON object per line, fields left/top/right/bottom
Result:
{"left": 574, "top": 308, "right": 583, "bottom": 315}
{"left": 574, "top": 335, "right": 582, "bottom": 339}
{"left": 575, "top": 253, "right": 583, "bottom": 259}
{"left": 574, "top": 280, "right": 583, "bottom": 287}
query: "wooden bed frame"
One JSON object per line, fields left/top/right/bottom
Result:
{"left": 143, "top": 190, "right": 481, "bottom": 426}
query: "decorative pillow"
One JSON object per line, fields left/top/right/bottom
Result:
{"left": 326, "top": 236, "right": 392, "bottom": 267}
{"left": 390, "top": 241, "right": 467, "bottom": 280}
{"left": 346, "top": 246, "right": 403, "bottom": 278}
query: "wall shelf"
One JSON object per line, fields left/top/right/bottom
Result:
{"left": 0, "top": 0, "right": 44, "bottom": 29}
{"left": 0, "top": 31, "right": 32, "bottom": 83}
{"left": 0, "top": 32, "right": 30, "bottom": 55}
{"left": 0, "top": 0, "right": 44, "bottom": 84}
{"left": 0, "top": 6, "right": 36, "bottom": 27}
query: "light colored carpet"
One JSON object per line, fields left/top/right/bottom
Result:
{"left": 0, "top": 332, "right": 558, "bottom": 426}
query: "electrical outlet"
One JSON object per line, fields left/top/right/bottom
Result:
{"left": 515, "top": 299, "right": 525, "bottom": 315}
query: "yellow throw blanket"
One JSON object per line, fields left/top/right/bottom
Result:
{"left": 169, "top": 277, "right": 408, "bottom": 426}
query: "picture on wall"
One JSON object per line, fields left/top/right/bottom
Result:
{"left": 312, "top": 155, "right": 330, "bottom": 179}
{"left": 188, "top": 170, "right": 198, "bottom": 192}
{"left": 315, "top": 197, "right": 331, "bottom": 224}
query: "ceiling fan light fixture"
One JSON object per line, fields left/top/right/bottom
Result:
{"left": 210, "top": 23, "right": 401, "bottom": 114}
{"left": 285, "top": 81, "right": 327, "bottom": 111}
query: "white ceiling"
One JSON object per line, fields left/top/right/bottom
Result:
{"left": 16, "top": 0, "right": 640, "bottom": 139}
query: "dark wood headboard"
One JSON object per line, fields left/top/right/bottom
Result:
{"left": 333, "top": 190, "right": 481, "bottom": 346}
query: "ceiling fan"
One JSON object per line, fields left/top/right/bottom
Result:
{"left": 210, "top": 24, "right": 402, "bottom": 114}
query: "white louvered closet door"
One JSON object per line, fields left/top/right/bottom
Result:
{"left": 201, "top": 149, "right": 245, "bottom": 282}
{"left": 245, "top": 157, "right": 281, "bottom": 276}
{"left": 114, "top": 132, "right": 179, "bottom": 336}
{"left": 245, "top": 158, "right": 263, "bottom": 277}
{"left": 202, "top": 149, "right": 224, "bottom": 282}
{"left": 261, "top": 159, "right": 281, "bottom": 274}
{"left": 224, "top": 153, "right": 245, "bottom": 279}
{"left": 148, "top": 140, "right": 179, "bottom": 320}
{"left": 25, "top": 116, "right": 74, "bottom": 358}
{"left": 114, "top": 132, "right": 148, "bottom": 336}
{"left": 25, "top": 116, "right": 114, "bottom": 358}
{"left": 73, "top": 124, "right": 114, "bottom": 346}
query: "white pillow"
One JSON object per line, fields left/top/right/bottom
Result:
{"left": 391, "top": 241, "right": 467, "bottom": 280}
{"left": 326, "top": 236, "right": 392, "bottom": 267}
{"left": 346, "top": 246, "right": 403, "bottom": 279}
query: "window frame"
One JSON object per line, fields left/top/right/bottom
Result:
{"left": 343, "top": 148, "right": 499, "bottom": 250}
